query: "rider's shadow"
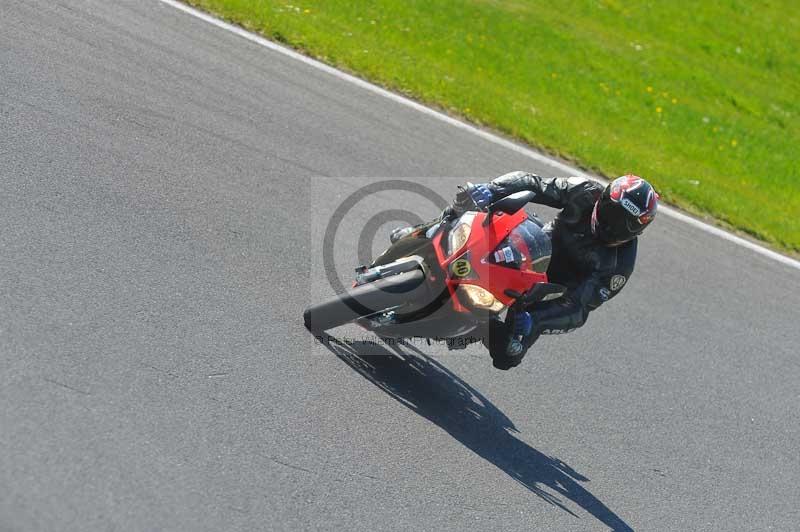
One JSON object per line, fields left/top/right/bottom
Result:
{"left": 320, "top": 336, "right": 633, "bottom": 532}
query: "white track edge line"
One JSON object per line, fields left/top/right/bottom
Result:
{"left": 158, "top": 0, "right": 799, "bottom": 270}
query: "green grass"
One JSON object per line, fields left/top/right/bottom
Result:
{"left": 185, "top": 0, "right": 800, "bottom": 252}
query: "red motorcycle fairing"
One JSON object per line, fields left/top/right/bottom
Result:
{"left": 433, "top": 209, "right": 549, "bottom": 312}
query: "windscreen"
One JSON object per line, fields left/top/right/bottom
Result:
{"left": 488, "top": 218, "right": 551, "bottom": 273}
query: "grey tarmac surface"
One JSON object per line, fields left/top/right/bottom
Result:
{"left": 2, "top": 1, "right": 799, "bottom": 530}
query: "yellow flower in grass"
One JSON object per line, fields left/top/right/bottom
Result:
{"left": 656, "top": 106, "right": 662, "bottom": 113}
{"left": 646, "top": 86, "right": 653, "bottom": 92}
{"left": 731, "top": 139, "right": 738, "bottom": 147}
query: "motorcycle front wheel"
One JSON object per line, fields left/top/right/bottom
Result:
{"left": 303, "top": 269, "right": 427, "bottom": 332}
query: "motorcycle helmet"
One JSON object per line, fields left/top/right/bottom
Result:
{"left": 591, "top": 175, "right": 659, "bottom": 245}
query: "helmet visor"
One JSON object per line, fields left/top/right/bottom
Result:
{"left": 592, "top": 201, "right": 645, "bottom": 244}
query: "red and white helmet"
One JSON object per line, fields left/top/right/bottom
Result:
{"left": 591, "top": 175, "right": 659, "bottom": 245}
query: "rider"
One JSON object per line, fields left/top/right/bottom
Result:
{"left": 391, "top": 171, "right": 659, "bottom": 370}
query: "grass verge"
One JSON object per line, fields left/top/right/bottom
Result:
{"left": 184, "top": 0, "right": 799, "bottom": 252}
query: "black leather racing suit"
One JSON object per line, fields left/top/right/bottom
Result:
{"left": 476, "top": 171, "right": 637, "bottom": 370}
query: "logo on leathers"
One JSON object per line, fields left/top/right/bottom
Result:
{"left": 610, "top": 275, "right": 626, "bottom": 291}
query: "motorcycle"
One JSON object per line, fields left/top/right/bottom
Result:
{"left": 303, "top": 187, "right": 566, "bottom": 346}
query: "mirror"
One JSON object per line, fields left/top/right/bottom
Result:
{"left": 526, "top": 282, "right": 567, "bottom": 302}
{"left": 491, "top": 190, "right": 536, "bottom": 214}
{"left": 482, "top": 190, "right": 536, "bottom": 226}
{"left": 505, "top": 283, "right": 566, "bottom": 305}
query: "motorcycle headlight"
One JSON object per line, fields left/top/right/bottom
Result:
{"left": 456, "top": 284, "right": 505, "bottom": 313}
{"left": 447, "top": 213, "right": 475, "bottom": 257}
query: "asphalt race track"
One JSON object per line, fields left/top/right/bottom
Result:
{"left": 2, "top": 2, "right": 799, "bottom": 530}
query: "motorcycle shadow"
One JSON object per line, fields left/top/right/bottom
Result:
{"left": 319, "top": 336, "right": 633, "bottom": 531}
